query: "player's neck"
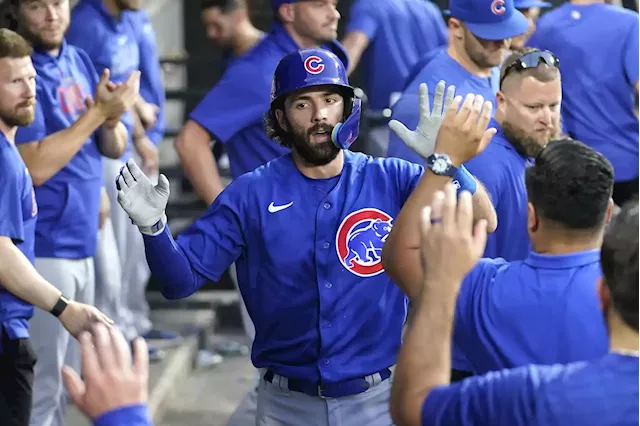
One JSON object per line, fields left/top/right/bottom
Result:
{"left": 232, "top": 22, "right": 263, "bottom": 56}
{"left": 532, "top": 230, "right": 603, "bottom": 255}
{"left": 285, "top": 26, "right": 323, "bottom": 49}
{"left": 447, "top": 43, "right": 493, "bottom": 78}
{"left": 609, "top": 315, "right": 639, "bottom": 355}
{"left": 0, "top": 119, "right": 16, "bottom": 143}
{"left": 292, "top": 149, "right": 344, "bottom": 179}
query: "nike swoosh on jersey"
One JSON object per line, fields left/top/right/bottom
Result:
{"left": 268, "top": 201, "right": 294, "bottom": 213}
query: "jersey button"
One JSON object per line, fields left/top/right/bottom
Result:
{"left": 323, "top": 242, "right": 330, "bottom": 249}
{"left": 325, "top": 282, "right": 332, "bottom": 289}
{"left": 323, "top": 202, "right": 331, "bottom": 210}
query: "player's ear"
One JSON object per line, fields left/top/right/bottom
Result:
{"left": 604, "top": 198, "right": 615, "bottom": 224}
{"left": 448, "top": 18, "right": 464, "bottom": 40}
{"left": 527, "top": 202, "right": 539, "bottom": 233}
{"left": 275, "top": 109, "right": 288, "bottom": 132}
{"left": 277, "top": 3, "right": 296, "bottom": 24}
{"left": 496, "top": 91, "right": 507, "bottom": 115}
{"left": 597, "top": 276, "right": 611, "bottom": 313}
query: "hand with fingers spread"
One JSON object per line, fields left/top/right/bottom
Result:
{"left": 59, "top": 301, "right": 114, "bottom": 338}
{"left": 388, "top": 80, "right": 456, "bottom": 160}
{"left": 419, "top": 183, "right": 488, "bottom": 288}
{"left": 62, "top": 323, "right": 149, "bottom": 421}
{"left": 93, "top": 69, "right": 141, "bottom": 121}
{"left": 116, "top": 159, "right": 170, "bottom": 236}
{"left": 433, "top": 93, "right": 497, "bottom": 166}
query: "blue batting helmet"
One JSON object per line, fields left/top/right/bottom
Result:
{"left": 270, "top": 48, "right": 361, "bottom": 150}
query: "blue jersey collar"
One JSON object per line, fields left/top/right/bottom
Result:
{"left": 524, "top": 249, "right": 601, "bottom": 269}
{"left": 31, "top": 39, "right": 69, "bottom": 65}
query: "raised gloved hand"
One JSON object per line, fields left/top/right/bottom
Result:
{"left": 115, "top": 159, "right": 170, "bottom": 236}
{"left": 388, "top": 80, "right": 456, "bottom": 160}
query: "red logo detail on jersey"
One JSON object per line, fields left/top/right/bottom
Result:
{"left": 30, "top": 188, "right": 37, "bottom": 217}
{"left": 491, "top": 0, "right": 506, "bottom": 15}
{"left": 304, "top": 56, "right": 325, "bottom": 75}
{"left": 336, "top": 208, "right": 393, "bottom": 277}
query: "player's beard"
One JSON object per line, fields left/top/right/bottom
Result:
{"left": 290, "top": 122, "right": 340, "bottom": 166}
{"left": 0, "top": 102, "right": 36, "bottom": 128}
{"left": 19, "top": 25, "right": 64, "bottom": 52}
{"left": 502, "top": 119, "right": 550, "bottom": 158}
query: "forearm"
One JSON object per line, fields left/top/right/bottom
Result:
{"left": 174, "top": 128, "right": 224, "bottom": 205}
{"left": 99, "top": 122, "right": 128, "bottom": 159}
{"left": 383, "top": 171, "right": 451, "bottom": 299}
{"left": 471, "top": 182, "right": 497, "bottom": 233}
{"left": 142, "top": 226, "right": 207, "bottom": 300}
{"left": 20, "top": 107, "right": 106, "bottom": 185}
{"left": 131, "top": 109, "right": 147, "bottom": 143}
{"left": 391, "top": 282, "right": 458, "bottom": 426}
{"left": 0, "top": 239, "right": 62, "bottom": 312}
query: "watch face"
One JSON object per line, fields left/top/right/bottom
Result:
{"left": 432, "top": 158, "right": 449, "bottom": 174}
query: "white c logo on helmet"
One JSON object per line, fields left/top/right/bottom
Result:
{"left": 304, "top": 56, "right": 325, "bottom": 74}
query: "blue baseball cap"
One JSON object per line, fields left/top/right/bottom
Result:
{"left": 514, "top": 0, "right": 552, "bottom": 9}
{"left": 447, "top": 0, "right": 530, "bottom": 40}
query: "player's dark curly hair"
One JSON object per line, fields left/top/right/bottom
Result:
{"left": 601, "top": 198, "right": 639, "bottom": 331}
{"left": 525, "top": 138, "right": 614, "bottom": 230}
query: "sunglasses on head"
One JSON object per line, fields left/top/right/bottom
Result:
{"left": 500, "top": 50, "right": 560, "bottom": 87}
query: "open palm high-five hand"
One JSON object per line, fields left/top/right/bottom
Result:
{"left": 388, "top": 80, "right": 456, "bottom": 160}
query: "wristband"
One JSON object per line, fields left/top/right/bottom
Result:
{"left": 50, "top": 295, "right": 69, "bottom": 317}
{"left": 138, "top": 214, "right": 167, "bottom": 236}
{"left": 451, "top": 165, "right": 477, "bottom": 195}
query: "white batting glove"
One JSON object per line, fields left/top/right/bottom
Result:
{"left": 388, "top": 80, "right": 456, "bottom": 161}
{"left": 116, "top": 159, "right": 170, "bottom": 236}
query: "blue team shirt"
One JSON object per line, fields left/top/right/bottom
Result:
{"left": 129, "top": 10, "right": 165, "bottom": 145}
{"left": 422, "top": 353, "right": 639, "bottom": 426}
{"left": 528, "top": 3, "right": 639, "bottom": 182}
{"left": 15, "top": 42, "right": 103, "bottom": 259}
{"left": 464, "top": 119, "right": 532, "bottom": 260}
{"left": 346, "top": 0, "right": 447, "bottom": 111}
{"left": 189, "top": 22, "right": 350, "bottom": 179}
{"left": 66, "top": 0, "right": 141, "bottom": 160}
{"left": 0, "top": 133, "right": 38, "bottom": 351}
{"left": 149, "top": 151, "right": 422, "bottom": 381}
{"left": 454, "top": 250, "right": 608, "bottom": 375}
{"left": 388, "top": 48, "right": 500, "bottom": 164}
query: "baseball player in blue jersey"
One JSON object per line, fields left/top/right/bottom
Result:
{"left": 509, "top": 0, "right": 551, "bottom": 52}
{"left": 462, "top": 48, "right": 562, "bottom": 261}
{"left": 114, "top": 49, "right": 496, "bottom": 425}
{"left": 390, "top": 184, "right": 639, "bottom": 426}
{"left": 66, "top": 0, "right": 174, "bottom": 355}
{"left": 0, "top": 28, "right": 112, "bottom": 426}
{"left": 527, "top": 0, "right": 639, "bottom": 206}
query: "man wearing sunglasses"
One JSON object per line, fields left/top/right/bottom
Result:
{"left": 527, "top": 0, "right": 639, "bottom": 206}
{"left": 462, "top": 48, "right": 561, "bottom": 261}
{"left": 386, "top": 0, "right": 528, "bottom": 380}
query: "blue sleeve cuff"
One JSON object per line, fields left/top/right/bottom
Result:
{"left": 93, "top": 404, "right": 152, "bottom": 426}
{"left": 452, "top": 165, "right": 477, "bottom": 195}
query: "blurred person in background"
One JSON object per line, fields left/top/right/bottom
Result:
{"left": 509, "top": 0, "right": 551, "bottom": 52}
{"left": 65, "top": 0, "right": 179, "bottom": 362}
{"left": 341, "top": 0, "right": 447, "bottom": 157}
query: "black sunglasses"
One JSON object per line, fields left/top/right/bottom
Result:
{"left": 500, "top": 50, "right": 560, "bottom": 87}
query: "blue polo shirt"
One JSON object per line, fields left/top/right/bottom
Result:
{"left": 15, "top": 42, "right": 103, "bottom": 259}
{"left": 189, "top": 22, "right": 349, "bottom": 179}
{"left": 463, "top": 119, "right": 532, "bottom": 261}
{"left": 527, "top": 3, "right": 639, "bottom": 182}
{"left": 422, "top": 352, "right": 639, "bottom": 426}
{"left": 129, "top": 10, "right": 165, "bottom": 146}
{"left": 0, "top": 133, "right": 37, "bottom": 352}
{"left": 388, "top": 48, "right": 500, "bottom": 164}
{"left": 453, "top": 249, "right": 608, "bottom": 375}
{"left": 345, "top": 0, "right": 447, "bottom": 111}
{"left": 66, "top": 0, "right": 141, "bottom": 161}
{"left": 142, "top": 151, "right": 422, "bottom": 381}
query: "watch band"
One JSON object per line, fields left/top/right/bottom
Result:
{"left": 50, "top": 295, "right": 69, "bottom": 317}
{"left": 427, "top": 153, "right": 458, "bottom": 177}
